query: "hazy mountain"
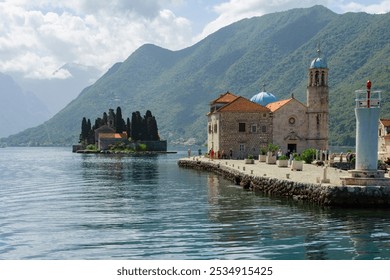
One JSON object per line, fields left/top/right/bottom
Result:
{"left": 2, "top": 5, "right": 390, "bottom": 146}
{"left": 13, "top": 63, "right": 101, "bottom": 116}
{"left": 0, "top": 73, "right": 50, "bottom": 138}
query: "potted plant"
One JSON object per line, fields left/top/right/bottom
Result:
{"left": 245, "top": 154, "right": 255, "bottom": 164}
{"left": 291, "top": 154, "right": 304, "bottom": 171}
{"left": 277, "top": 155, "right": 289, "bottom": 167}
{"left": 259, "top": 147, "right": 267, "bottom": 162}
{"left": 266, "top": 143, "right": 278, "bottom": 164}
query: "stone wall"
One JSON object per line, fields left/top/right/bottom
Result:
{"left": 133, "top": 140, "right": 167, "bottom": 151}
{"left": 219, "top": 112, "right": 272, "bottom": 159}
{"left": 271, "top": 99, "right": 309, "bottom": 154}
{"left": 330, "top": 161, "right": 354, "bottom": 170}
{"left": 178, "top": 159, "right": 390, "bottom": 208}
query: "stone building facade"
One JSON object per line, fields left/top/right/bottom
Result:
{"left": 266, "top": 97, "right": 309, "bottom": 153}
{"left": 207, "top": 48, "right": 329, "bottom": 157}
{"left": 378, "top": 119, "right": 390, "bottom": 162}
{"left": 208, "top": 93, "right": 272, "bottom": 159}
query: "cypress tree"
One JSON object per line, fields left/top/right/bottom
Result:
{"left": 102, "top": 112, "right": 108, "bottom": 125}
{"left": 126, "top": 117, "right": 131, "bottom": 139}
{"left": 115, "top": 106, "right": 126, "bottom": 133}
{"left": 144, "top": 110, "right": 159, "bottom": 141}
{"left": 80, "top": 117, "right": 88, "bottom": 143}
{"left": 131, "top": 112, "right": 140, "bottom": 141}
{"left": 149, "top": 116, "right": 159, "bottom": 140}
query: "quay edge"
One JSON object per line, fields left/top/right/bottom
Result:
{"left": 178, "top": 159, "right": 390, "bottom": 208}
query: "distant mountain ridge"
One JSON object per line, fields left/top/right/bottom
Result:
{"left": 0, "top": 73, "right": 50, "bottom": 138}
{"left": 2, "top": 5, "right": 390, "bottom": 146}
{"left": 13, "top": 63, "right": 101, "bottom": 115}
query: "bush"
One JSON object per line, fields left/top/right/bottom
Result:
{"left": 293, "top": 153, "right": 302, "bottom": 161}
{"left": 278, "top": 155, "right": 288, "bottom": 160}
{"left": 137, "top": 143, "right": 147, "bottom": 151}
{"left": 86, "top": 144, "right": 98, "bottom": 151}
{"left": 268, "top": 143, "right": 279, "bottom": 153}
{"left": 301, "top": 148, "right": 316, "bottom": 164}
{"left": 260, "top": 147, "right": 267, "bottom": 155}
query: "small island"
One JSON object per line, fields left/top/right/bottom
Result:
{"left": 73, "top": 107, "right": 167, "bottom": 153}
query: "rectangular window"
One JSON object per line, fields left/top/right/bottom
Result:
{"left": 214, "top": 124, "right": 218, "bottom": 133}
{"left": 251, "top": 124, "right": 257, "bottom": 133}
{"left": 262, "top": 126, "right": 267, "bottom": 133}
{"left": 239, "top": 144, "right": 245, "bottom": 152}
{"left": 239, "top": 123, "right": 246, "bottom": 132}
{"left": 208, "top": 124, "right": 212, "bottom": 134}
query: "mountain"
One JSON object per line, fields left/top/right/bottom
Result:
{"left": 13, "top": 63, "right": 101, "bottom": 116}
{"left": 0, "top": 73, "right": 50, "bottom": 138}
{"left": 2, "top": 5, "right": 390, "bottom": 147}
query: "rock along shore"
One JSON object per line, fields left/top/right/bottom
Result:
{"left": 178, "top": 158, "right": 390, "bottom": 208}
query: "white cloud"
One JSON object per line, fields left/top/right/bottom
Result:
{"left": 195, "top": 0, "right": 326, "bottom": 42}
{"left": 0, "top": 0, "right": 388, "bottom": 80}
{"left": 0, "top": 0, "right": 192, "bottom": 79}
{"left": 337, "top": 0, "right": 390, "bottom": 13}
{"left": 195, "top": 0, "right": 390, "bottom": 42}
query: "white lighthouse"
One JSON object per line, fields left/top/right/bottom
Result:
{"left": 355, "top": 80, "right": 380, "bottom": 170}
{"left": 343, "top": 80, "right": 390, "bottom": 186}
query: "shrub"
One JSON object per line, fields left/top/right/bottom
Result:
{"left": 293, "top": 153, "right": 302, "bottom": 161}
{"left": 260, "top": 147, "right": 267, "bottom": 155}
{"left": 137, "top": 143, "right": 147, "bottom": 151}
{"left": 301, "top": 148, "right": 316, "bottom": 164}
{"left": 86, "top": 144, "right": 98, "bottom": 151}
{"left": 278, "top": 155, "right": 288, "bottom": 160}
{"left": 268, "top": 143, "right": 279, "bottom": 153}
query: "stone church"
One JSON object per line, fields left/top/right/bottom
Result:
{"left": 207, "top": 48, "right": 329, "bottom": 159}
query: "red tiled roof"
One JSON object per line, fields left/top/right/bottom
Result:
{"left": 218, "top": 96, "right": 270, "bottom": 112}
{"left": 98, "top": 133, "right": 127, "bottom": 139}
{"left": 380, "top": 119, "right": 390, "bottom": 127}
{"left": 210, "top": 91, "right": 238, "bottom": 104}
{"left": 266, "top": 98, "right": 293, "bottom": 112}
{"left": 266, "top": 98, "right": 307, "bottom": 112}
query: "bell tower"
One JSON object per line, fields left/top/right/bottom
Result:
{"left": 306, "top": 47, "right": 329, "bottom": 150}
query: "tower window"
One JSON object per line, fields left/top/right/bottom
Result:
{"left": 251, "top": 125, "right": 257, "bottom": 133}
{"left": 214, "top": 124, "right": 218, "bottom": 133}
{"left": 239, "top": 123, "right": 246, "bottom": 132}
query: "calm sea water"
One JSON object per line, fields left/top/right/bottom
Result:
{"left": 0, "top": 147, "right": 389, "bottom": 260}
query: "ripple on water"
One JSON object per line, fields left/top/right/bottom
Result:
{"left": 1, "top": 148, "right": 390, "bottom": 259}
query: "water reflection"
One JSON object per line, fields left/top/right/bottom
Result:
{"left": 205, "top": 173, "right": 390, "bottom": 259}
{"left": 2, "top": 147, "right": 390, "bottom": 259}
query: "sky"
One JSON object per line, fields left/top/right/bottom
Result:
{"left": 0, "top": 0, "right": 389, "bottom": 80}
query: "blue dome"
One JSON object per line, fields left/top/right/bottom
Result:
{"left": 250, "top": 91, "right": 278, "bottom": 106}
{"left": 310, "top": 57, "right": 327, "bottom": 69}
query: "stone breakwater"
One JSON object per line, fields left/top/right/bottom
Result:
{"left": 178, "top": 159, "right": 390, "bottom": 208}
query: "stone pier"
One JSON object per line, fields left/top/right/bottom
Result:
{"left": 178, "top": 158, "right": 390, "bottom": 208}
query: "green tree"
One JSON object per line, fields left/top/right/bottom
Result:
{"left": 301, "top": 148, "right": 316, "bottom": 164}
{"left": 102, "top": 112, "right": 108, "bottom": 125}
{"left": 131, "top": 111, "right": 143, "bottom": 140}
{"left": 79, "top": 117, "right": 88, "bottom": 143}
{"left": 115, "top": 106, "right": 126, "bottom": 133}
{"left": 126, "top": 117, "right": 131, "bottom": 139}
{"left": 142, "top": 110, "right": 160, "bottom": 141}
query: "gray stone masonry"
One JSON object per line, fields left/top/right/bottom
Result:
{"left": 178, "top": 157, "right": 390, "bottom": 208}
